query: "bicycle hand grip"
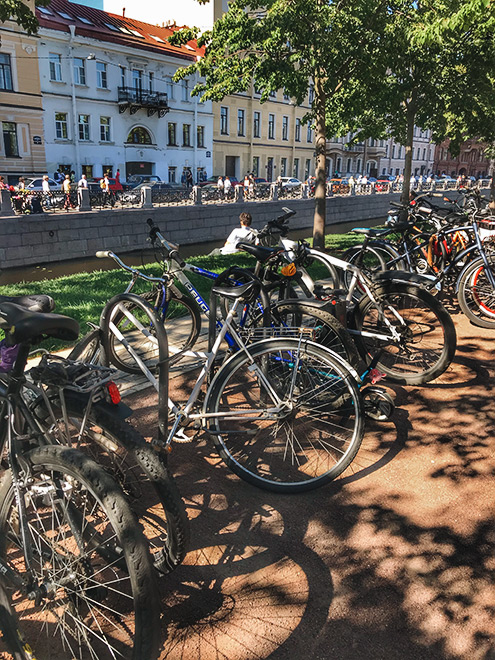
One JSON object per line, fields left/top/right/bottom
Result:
{"left": 96, "top": 251, "right": 110, "bottom": 258}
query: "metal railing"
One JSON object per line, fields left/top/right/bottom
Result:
{"left": 4, "top": 179, "right": 491, "bottom": 216}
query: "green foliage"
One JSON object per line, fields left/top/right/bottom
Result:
{"left": 0, "top": 0, "right": 49, "bottom": 34}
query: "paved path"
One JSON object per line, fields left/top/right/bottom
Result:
{"left": 124, "top": 309, "right": 495, "bottom": 660}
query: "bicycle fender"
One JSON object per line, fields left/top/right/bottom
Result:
{"left": 372, "top": 269, "right": 435, "bottom": 287}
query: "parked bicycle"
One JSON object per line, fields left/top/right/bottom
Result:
{"left": 0, "top": 299, "right": 160, "bottom": 659}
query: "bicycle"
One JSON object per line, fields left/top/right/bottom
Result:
{"left": 0, "top": 301, "right": 160, "bottom": 660}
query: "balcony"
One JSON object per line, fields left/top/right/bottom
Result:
{"left": 118, "top": 87, "right": 169, "bottom": 118}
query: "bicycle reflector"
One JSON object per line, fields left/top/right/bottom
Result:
{"left": 106, "top": 381, "right": 121, "bottom": 404}
{"left": 281, "top": 263, "right": 297, "bottom": 277}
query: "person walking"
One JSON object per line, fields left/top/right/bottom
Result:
{"left": 185, "top": 169, "right": 193, "bottom": 189}
{"left": 78, "top": 174, "right": 88, "bottom": 188}
{"left": 224, "top": 176, "right": 232, "bottom": 197}
{"left": 249, "top": 173, "right": 255, "bottom": 199}
{"left": 115, "top": 169, "right": 120, "bottom": 185}
{"left": 63, "top": 174, "right": 75, "bottom": 210}
{"left": 0, "top": 176, "right": 8, "bottom": 189}
{"left": 217, "top": 176, "right": 224, "bottom": 196}
{"left": 41, "top": 174, "right": 51, "bottom": 209}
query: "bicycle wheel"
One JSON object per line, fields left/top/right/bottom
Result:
{"left": 0, "top": 444, "right": 159, "bottom": 660}
{"left": 263, "top": 300, "right": 360, "bottom": 368}
{"left": 457, "top": 255, "right": 495, "bottom": 328}
{"left": 32, "top": 396, "right": 189, "bottom": 575}
{"left": 351, "top": 282, "right": 456, "bottom": 385}
{"left": 107, "top": 289, "right": 199, "bottom": 374}
{"left": 0, "top": 582, "right": 33, "bottom": 659}
{"left": 67, "top": 327, "right": 102, "bottom": 364}
{"left": 341, "top": 244, "right": 387, "bottom": 293}
{"left": 204, "top": 338, "right": 364, "bottom": 493}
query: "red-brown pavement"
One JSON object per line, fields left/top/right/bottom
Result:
{"left": 127, "top": 308, "right": 495, "bottom": 660}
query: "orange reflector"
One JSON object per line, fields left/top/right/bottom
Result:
{"left": 106, "top": 382, "right": 121, "bottom": 404}
{"left": 281, "top": 263, "right": 297, "bottom": 277}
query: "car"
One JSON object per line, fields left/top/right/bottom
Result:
{"left": 198, "top": 176, "right": 221, "bottom": 187}
{"left": 127, "top": 174, "right": 162, "bottom": 187}
{"left": 21, "top": 177, "right": 60, "bottom": 191}
{"left": 254, "top": 177, "right": 268, "bottom": 184}
{"left": 278, "top": 177, "right": 302, "bottom": 188}
{"left": 92, "top": 177, "right": 123, "bottom": 191}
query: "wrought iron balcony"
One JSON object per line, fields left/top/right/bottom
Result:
{"left": 118, "top": 87, "right": 169, "bottom": 118}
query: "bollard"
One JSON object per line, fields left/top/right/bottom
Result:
{"left": 141, "top": 186, "right": 152, "bottom": 209}
{"left": 0, "top": 189, "right": 12, "bottom": 216}
{"left": 192, "top": 185, "right": 202, "bottom": 205}
{"left": 270, "top": 183, "right": 278, "bottom": 201}
{"left": 78, "top": 187, "right": 91, "bottom": 212}
{"left": 302, "top": 183, "right": 308, "bottom": 199}
{"left": 234, "top": 185, "right": 244, "bottom": 203}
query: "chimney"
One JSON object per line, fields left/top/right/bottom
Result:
{"left": 122, "top": 7, "right": 125, "bottom": 16}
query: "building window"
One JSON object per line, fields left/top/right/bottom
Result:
{"left": 78, "top": 114, "right": 90, "bottom": 141}
{"left": 182, "top": 79, "right": 189, "bottom": 101}
{"left": 308, "top": 85, "right": 314, "bottom": 105}
{"left": 237, "top": 109, "right": 245, "bottom": 136}
{"left": 149, "top": 72, "right": 154, "bottom": 92}
{"left": 347, "top": 159, "right": 352, "bottom": 173}
{"left": 253, "top": 111, "right": 260, "bottom": 138}
{"left": 132, "top": 69, "right": 143, "bottom": 92}
{"left": 100, "top": 116, "right": 110, "bottom": 142}
{"left": 0, "top": 54, "right": 13, "bottom": 91}
{"left": 166, "top": 79, "right": 175, "bottom": 99}
{"left": 168, "top": 122, "right": 177, "bottom": 146}
{"left": 295, "top": 118, "right": 301, "bottom": 142}
{"left": 121, "top": 66, "right": 126, "bottom": 87}
{"left": 2, "top": 122, "right": 18, "bottom": 157}
{"left": 392, "top": 145, "right": 396, "bottom": 158}
{"left": 183, "top": 124, "right": 191, "bottom": 147}
{"left": 168, "top": 166, "right": 177, "bottom": 183}
{"left": 220, "top": 107, "right": 229, "bottom": 135}
{"left": 281, "top": 158, "right": 287, "bottom": 176}
{"left": 268, "top": 114, "right": 275, "bottom": 140}
{"left": 252, "top": 156, "right": 259, "bottom": 177}
{"left": 356, "top": 159, "right": 361, "bottom": 172}
{"left": 126, "top": 126, "right": 152, "bottom": 144}
{"left": 293, "top": 158, "right": 299, "bottom": 179}
{"left": 82, "top": 165, "right": 93, "bottom": 178}
{"left": 197, "top": 125, "right": 205, "bottom": 148}
{"left": 55, "top": 112, "right": 68, "bottom": 139}
{"left": 282, "top": 116, "right": 289, "bottom": 141}
{"left": 73, "top": 57, "right": 85, "bottom": 85}
{"left": 305, "top": 159, "right": 311, "bottom": 180}
{"left": 96, "top": 62, "right": 108, "bottom": 89}
{"left": 49, "top": 53, "right": 62, "bottom": 81}
{"left": 336, "top": 158, "right": 341, "bottom": 173}
{"left": 423, "top": 148, "right": 426, "bottom": 160}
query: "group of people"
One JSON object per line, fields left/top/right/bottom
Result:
{"left": 217, "top": 173, "right": 257, "bottom": 198}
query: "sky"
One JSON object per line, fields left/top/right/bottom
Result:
{"left": 102, "top": 0, "right": 214, "bottom": 30}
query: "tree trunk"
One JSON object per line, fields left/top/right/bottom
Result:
{"left": 313, "top": 75, "right": 326, "bottom": 249}
{"left": 401, "top": 96, "right": 416, "bottom": 205}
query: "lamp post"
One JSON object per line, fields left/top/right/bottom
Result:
{"left": 68, "top": 25, "right": 81, "bottom": 178}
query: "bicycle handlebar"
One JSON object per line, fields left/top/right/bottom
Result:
{"left": 146, "top": 218, "right": 186, "bottom": 268}
{"left": 95, "top": 249, "right": 165, "bottom": 284}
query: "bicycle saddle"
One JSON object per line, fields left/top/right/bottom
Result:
{"left": 211, "top": 280, "right": 261, "bottom": 303}
{"left": 0, "top": 302, "right": 79, "bottom": 344}
{"left": 0, "top": 294, "right": 55, "bottom": 313}
{"left": 236, "top": 242, "right": 285, "bottom": 263}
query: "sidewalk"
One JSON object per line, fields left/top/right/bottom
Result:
{"left": 125, "top": 309, "right": 495, "bottom": 660}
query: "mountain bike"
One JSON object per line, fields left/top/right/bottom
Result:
{"left": 0, "top": 300, "right": 160, "bottom": 660}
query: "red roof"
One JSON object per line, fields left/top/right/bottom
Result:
{"left": 36, "top": 0, "right": 203, "bottom": 61}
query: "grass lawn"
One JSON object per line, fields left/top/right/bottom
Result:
{"left": 0, "top": 232, "right": 365, "bottom": 352}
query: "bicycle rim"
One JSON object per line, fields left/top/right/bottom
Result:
{"left": 459, "top": 259, "right": 495, "bottom": 326}
{"left": 0, "top": 445, "right": 159, "bottom": 660}
{"left": 205, "top": 338, "right": 364, "bottom": 493}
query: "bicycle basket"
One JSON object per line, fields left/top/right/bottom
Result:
{"left": 476, "top": 217, "right": 495, "bottom": 244}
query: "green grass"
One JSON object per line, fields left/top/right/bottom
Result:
{"left": 0, "top": 232, "right": 364, "bottom": 352}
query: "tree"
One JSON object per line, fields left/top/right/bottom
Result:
{"left": 170, "top": 0, "right": 388, "bottom": 248}
{"left": 0, "top": 0, "right": 49, "bottom": 35}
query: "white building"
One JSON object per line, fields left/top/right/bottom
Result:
{"left": 37, "top": 0, "right": 214, "bottom": 183}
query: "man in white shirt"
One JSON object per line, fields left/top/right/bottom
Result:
{"left": 220, "top": 212, "right": 255, "bottom": 254}
{"left": 223, "top": 176, "right": 232, "bottom": 197}
{"left": 78, "top": 174, "right": 88, "bottom": 188}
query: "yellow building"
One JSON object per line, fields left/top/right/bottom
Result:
{"left": 0, "top": 0, "right": 47, "bottom": 184}
{"left": 213, "top": 86, "right": 315, "bottom": 182}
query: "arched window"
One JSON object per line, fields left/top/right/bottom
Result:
{"left": 126, "top": 126, "right": 152, "bottom": 144}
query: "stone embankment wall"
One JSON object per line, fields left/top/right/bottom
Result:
{"left": 0, "top": 193, "right": 400, "bottom": 270}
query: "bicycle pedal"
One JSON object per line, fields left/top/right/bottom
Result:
{"left": 369, "top": 368, "right": 386, "bottom": 384}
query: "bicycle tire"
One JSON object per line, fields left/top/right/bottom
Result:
{"left": 67, "top": 327, "right": 102, "bottom": 364}
{"left": 32, "top": 395, "right": 189, "bottom": 575}
{"left": 0, "top": 444, "right": 160, "bottom": 660}
{"left": 351, "top": 282, "right": 456, "bottom": 385}
{"left": 264, "top": 299, "right": 360, "bottom": 368}
{"left": 0, "top": 582, "right": 33, "bottom": 659}
{"left": 204, "top": 338, "right": 364, "bottom": 493}
{"left": 457, "top": 255, "right": 495, "bottom": 328}
{"left": 107, "top": 289, "right": 200, "bottom": 374}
